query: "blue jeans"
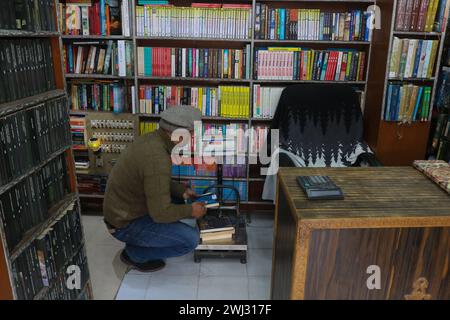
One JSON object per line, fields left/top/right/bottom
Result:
{"left": 112, "top": 215, "right": 200, "bottom": 263}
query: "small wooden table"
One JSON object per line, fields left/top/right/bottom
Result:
{"left": 271, "top": 167, "right": 450, "bottom": 300}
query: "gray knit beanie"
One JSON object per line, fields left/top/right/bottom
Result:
{"left": 159, "top": 105, "right": 202, "bottom": 132}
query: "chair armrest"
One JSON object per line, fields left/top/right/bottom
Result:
{"left": 355, "top": 152, "right": 383, "bottom": 167}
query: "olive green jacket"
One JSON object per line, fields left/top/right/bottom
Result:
{"left": 103, "top": 128, "right": 192, "bottom": 228}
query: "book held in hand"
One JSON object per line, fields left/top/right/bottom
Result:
{"left": 189, "top": 192, "right": 220, "bottom": 209}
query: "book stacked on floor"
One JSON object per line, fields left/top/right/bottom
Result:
{"left": 253, "top": 86, "right": 284, "bottom": 119}
{"left": 384, "top": 83, "right": 431, "bottom": 122}
{"left": 138, "top": 85, "right": 250, "bottom": 118}
{"left": 254, "top": 48, "right": 366, "bottom": 81}
{"left": 0, "top": 153, "right": 71, "bottom": 252}
{"left": 413, "top": 160, "right": 450, "bottom": 193}
{"left": 59, "top": 0, "right": 131, "bottom": 36}
{"left": 68, "top": 81, "right": 132, "bottom": 113}
{"left": 136, "top": 3, "right": 252, "bottom": 39}
{"left": 139, "top": 121, "right": 159, "bottom": 135}
{"left": 0, "top": 97, "right": 71, "bottom": 187}
{"left": 0, "top": 39, "right": 56, "bottom": 104}
{"left": 395, "top": 0, "right": 450, "bottom": 32}
{"left": 137, "top": 46, "right": 251, "bottom": 79}
{"left": 11, "top": 202, "right": 90, "bottom": 300}
{"left": 389, "top": 38, "right": 439, "bottom": 79}
{"left": 255, "top": 6, "right": 374, "bottom": 41}
{"left": 198, "top": 215, "right": 235, "bottom": 244}
{"left": 64, "top": 40, "right": 134, "bottom": 77}
{"left": 0, "top": 0, "right": 57, "bottom": 31}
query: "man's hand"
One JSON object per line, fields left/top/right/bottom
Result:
{"left": 191, "top": 202, "right": 207, "bottom": 219}
{"left": 183, "top": 187, "right": 198, "bottom": 200}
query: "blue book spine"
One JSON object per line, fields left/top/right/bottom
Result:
{"left": 320, "top": 52, "right": 328, "bottom": 80}
{"left": 412, "top": 40, "right": 423, "bottom": 78}
{"left": 206, "top": 89, "right": 210, "bottom": 116}
{"left": 67, "top": 44, "right": 73, "bottom": 73}
{"left": 280, "top": 9, "right": 286, "bottom": 40}
{"left": 393, "top": 86, "right": 401, "bottom": 121}
{"left": 319, "top": 13, "right": 324, "bottom": 40}
{"left": 100, "top": 0, "right": 106, "bottom": 36}
{"left": 412, "top": 87, "right": 424, "bottom": 121}
{"left": 385, "top": 84, "right": 393, "bottom": 120}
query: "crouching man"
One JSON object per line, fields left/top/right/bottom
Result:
{"left": 103, "top": 106, "right": 206, "bottom": 272}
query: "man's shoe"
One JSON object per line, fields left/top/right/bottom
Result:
{"left": 120, "top": 250, "right": 166, "bottom": 272}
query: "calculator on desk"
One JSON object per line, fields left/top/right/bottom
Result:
{"left": 296, "top": 175, "right": 344, "bottom": 200}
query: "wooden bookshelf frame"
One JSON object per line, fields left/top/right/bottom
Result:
{"left": 364, "top": 0, "right": 450, "bottom": 165}
{"left": 60, "top": 0, "right": 380, "bottom": 211}
{"left": 0, "top": 0, "right": 93, "bottom": 300}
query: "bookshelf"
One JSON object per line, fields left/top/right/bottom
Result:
{"left": 0, "top": 0, "right": 92, "bottom": 300}
{"left": 61, "top": 0, "right": 379, "bottom": 213}
{"left": 364, "top": 0, "right": 449, "bottom": 165}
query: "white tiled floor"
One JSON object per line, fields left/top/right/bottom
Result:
{"left": 82, "top": 214, "right": 274, "bottom": 300}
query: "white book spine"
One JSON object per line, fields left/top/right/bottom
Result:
{"left": 117, "top": 40, "right": 126, "bottom": 77}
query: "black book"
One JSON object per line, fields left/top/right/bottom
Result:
{"left": 296, "top": 175, "right": 344, "bottom": 200}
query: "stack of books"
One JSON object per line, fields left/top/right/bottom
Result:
{"left": 395, "top": 0, "right": 450, "bottom": 32}
{"left": 138, "top": 85, "right": 250, "bottom": 118}
{"left": 64, "top": 40, "right": 134, "bottom": 77}
{"left": 137, "top": 46, "right": 251, "bottom": 79}
{"left": 76, "top": 174, "right": 107, "bottom": 195}
{"left": 0, "top": 39, "right": 56, "bottom": 104}
{"left": 70, "top": 116, "right": 87, "bottom": 151}
{"left": 253, "top": 85, "right": 284, "bottom": 119}
{"left": 59, "top": 0, "right": 131, "bottom": 36}
{"left": 198, "top": 215, "right": 235, "bottom": 244}
{"left": 255, "top": 6, "right": 374, "bottom": 41}
{"left": 136, "top": 4, "right": 252, "bottom": 39}
{"left": 389, "top": 38, "right": 439, "bottom": 79}
{"left": 384, "top": 84, "right": 431, "bottom": 122}
{"left": 254, "top": 48, "right": 366, "bottom": 81}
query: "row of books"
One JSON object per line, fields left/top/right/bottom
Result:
{"left": 68, "top": 82, "right": 133, "bottom": 113}
{"left": 11, "top": 202, "right": 89, "bottom": 300}
{"left": 59, "top": 0, "right": 130, "bottom": 36}
{"left": 0, "top": 39, "right": 55, "bottom": 104}
{"left": 0, "top": 153, "right": 71, "bottom": 252}
{"left": 389, "top": 38, "right": 439, "bottom": 79}
{"left": 255, "top": 6, "right": 373, "bottom": 41}
{"left": 0, "top": 0, "right": 56, "bottom": 31}
{"left": 384, "top": 83, "right": 432, "bottom": 122}
{"left": 195, "top": 123, "right": 249, "bottom": 157}
{"left": 136, "top": 4, "right": 252, "bottom": 39}
{"left": 432, "top": 112, "right": 450, "bottom": 161}
{"left": 249, "top": 125, "right": 269, "bottom": 154}
{"left": 395, "top": 0, "right": 449, "bottom": 32}
{"left": 172, "top": 163, "right": 246, "bottom": 178}
{"left": 64, "top": 40, "right": 134, "bottom": 77}
{"left": 139, "top": 121, "right": 159, "bottom": 135}
{"left": 0, "top": 97, "right": 71, "bottom": 188}
{"left": 253, "top": 85, "right": 283, "bottom": 119}
{"left": 138, "top": 85, "right": 250, "bottom": 118}
{"left": 137, "top": 46, "right": 251, "bottom": 79}
{"left": 254, "top": 48, "right": 366, "bottom": 81}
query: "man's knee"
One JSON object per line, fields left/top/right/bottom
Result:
{"left": 182, "top": 226, "right": 200, "bottom": 251}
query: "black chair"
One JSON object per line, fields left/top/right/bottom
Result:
{"left": 267, "top": 84, "right": 381, "bottom": 167}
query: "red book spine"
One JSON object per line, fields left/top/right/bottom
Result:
{"left": 166, "top": 48, "right": 171, "bottom": 77}
{"left": 358, "top": 52, "right": 366, "bottom": 81}
{"left": 340, "top": 54, "right": 347, "bottom": 80}
{"left": 324, "top": 52, "right": 332, "bottom": 80}
{"left": 417, "top": 0, "right": 430, "bottom": 32}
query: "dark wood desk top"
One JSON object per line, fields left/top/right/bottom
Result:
{"left": 278, "top": 167, "right": 450, "bottom": 223}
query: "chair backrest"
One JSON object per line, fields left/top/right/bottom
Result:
{"left": 270, "top": 84, "right": 369, "bottom": 166}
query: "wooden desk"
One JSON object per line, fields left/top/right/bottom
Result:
{"left": 271, "top": 167, "right": 450, "bottom": 300}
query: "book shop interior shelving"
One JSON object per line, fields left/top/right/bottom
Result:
{"left": 0, "top": 3, "right": 93, "bottom": 299}
{"left": 63, "top": 0, "right": 381, "bottom": 214}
